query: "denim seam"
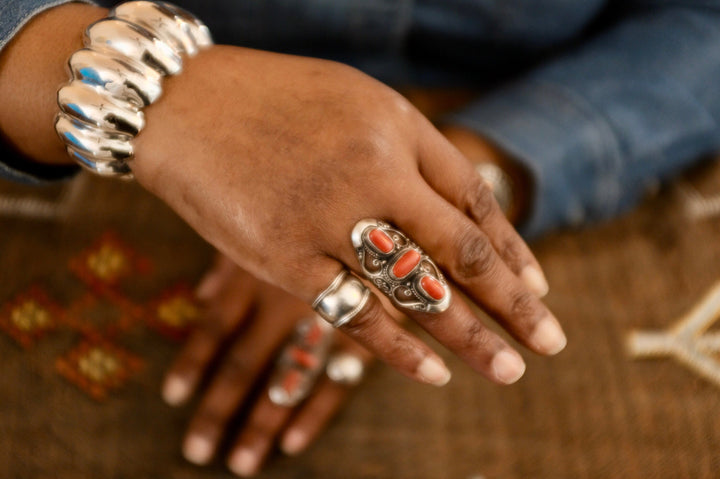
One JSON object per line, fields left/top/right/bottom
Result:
{"left": 523, "top": 78, "right": 625, "bottom": 214}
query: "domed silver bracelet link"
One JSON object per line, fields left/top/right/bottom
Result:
{"left": 54, "top": 1, "right": 213, "bottom": 179}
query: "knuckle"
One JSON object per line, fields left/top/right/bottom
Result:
{"left": 340, "top": 295, "right": 385, "bottom": 339}
{"left": 509, "top": 291, "right": 537, "bottom": 321}
{"left": 191, "top": 409, "right": 224, "bottom": 433}
{"left": 195, "top": 309, "right": 232, "bottom": 341}
{"left": 388, "top": 332, "right": 418, "bottom": 362}
{"left": 498, "top": 238, "right": 524, "bottom": 274}
{"left": 465, "top": 179, "right": 498, "bottom": 224}
{"left": 173, "top": 355, "right": 205, "bottom": 378}
{"left": 341, "top": 135, "right": 384, "bottom": 163}
{"left": 245, "top": 421, "right": 275, "bottom": 440}
{"left": 464, "top": 320, "right": 491, "bottom": 351}
{"left": 453, "top": 228, "right": 496, "bottom": 280}
{"left": 218, "top": 350, "right": 252, "bottom": 381}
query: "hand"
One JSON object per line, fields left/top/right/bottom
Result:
{"left": 134, "top": 44, "right": 564, "bottom": 388}
{"left": 1, "top": 4, "right": 566, "bottom": 389}
{"left": 163, "top": 255, "right": 372, "bottom": 476}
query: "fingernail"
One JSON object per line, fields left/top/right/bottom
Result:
{"left": 183, "top": 434, "right": 213, "bottom": 465}
{"left": 530, "top": 316, "right": 567, "bottom": 355}
{"left": 520, "top": 265, "right": 549, "bottom": 298}
{"left": 491, "top": 350, "right": 526, "bottom": 384}
{"left": 417, "top": 356, "right": 452, "bottom": 386}
{"left": 280, "top": 429, "right": 307, "bottom": 456}
{"left": 228, "top": 448, "right": 259, "bottom": 477}
{"left": 163, "top": 375, "right": 190, "bottom": 406}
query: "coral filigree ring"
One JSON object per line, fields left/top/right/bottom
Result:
{"left": 351, "top": 218, "right": 451, "bottom": 314}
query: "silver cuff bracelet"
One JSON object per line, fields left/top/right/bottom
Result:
{"left": 54, "top": 1, "right": 213, "bottom": 179}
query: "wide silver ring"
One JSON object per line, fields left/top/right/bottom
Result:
{"left": 351, "top": 218, "right": 451, "bottom": 313}
{"left": 326, "top": 352, "right": 365, "bottom": 386}
{"left": 312, "top": 270, "right": 370, "bottom": 328}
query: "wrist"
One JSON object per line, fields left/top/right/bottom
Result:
{"left": 0, "top": 3, "right": 108, "bottom": 166}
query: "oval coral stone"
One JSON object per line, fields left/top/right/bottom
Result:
{"left": 290, "top": 347, "right": 319, "bottom": 369}
{"left": 420, "top": 275, "right": 445, "bottom": 300}
{"left": 392, "top": 250, "right": 421, "bottom": 278}
{"left": 282, "top": 369, "right": 303, "bottom": 394}
{"left": 368, "top": 228, "right": 394, "bottom": 253}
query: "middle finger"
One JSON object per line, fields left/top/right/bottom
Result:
{"left": 182, "top": 302, "right": 297, "bottom": 465}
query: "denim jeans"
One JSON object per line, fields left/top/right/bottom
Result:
{"left": 3, "top": 0, "right": 720, "bottom": 237}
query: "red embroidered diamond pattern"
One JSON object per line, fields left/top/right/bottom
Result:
{"left": 0, "top": 231, "right": 192, "bottom": 400}
{"left": 56, "top": 338, "right": 143, "bottom": 401}
{"left": 0, "top": 286, "right": 61, "bottom": 348}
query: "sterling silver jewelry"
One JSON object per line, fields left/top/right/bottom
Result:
{"left": 326, "top": 352, "right": 365, "bottom": 386}
{"left": 54, "top": 1, "right": 213, "bottom": 179}
{"left": 312, "top": 270, "right": 371, "bottom": 328}
{"left": 268, "top": 316, "right": 334, "bottom": 408}
{"left": 351, "top": 218, "right": 451, "bottom": 313}
{"left": 475, "top": 163, "right": 514, "bottom": 216}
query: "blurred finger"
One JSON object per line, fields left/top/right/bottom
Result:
{"left": 227, "top": 396, "right": 293, "bottom": 477}
{"left": 227, "top": 317, "right": 336, "bottom": 476}
{"left": 281, "top": 342, "right": 372, "bottom": 455}
{"left": 163, "top": 270, "right": 258, "bottom": 406}
{"left": 419, "top": 125, "right": 549, "bottom": 297}
{"left": 182, "top": 302, "right": 295, "bottom": 465}
{"left": 195, "top": 253, "right": 240, "bottom": 301}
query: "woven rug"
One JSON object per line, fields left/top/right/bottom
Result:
{"left": 1, "top": 161, "right": 719, "bottom": 478}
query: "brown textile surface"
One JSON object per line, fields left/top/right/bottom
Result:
{"left": 1, "top": 163, "right": 719, "bottom": 479}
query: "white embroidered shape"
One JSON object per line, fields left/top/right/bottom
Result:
{"left": 678, "top": 182, "right": 720, "bottom": 221}
{"left": 627, "top": 282, "right": 720, "bottom": 388}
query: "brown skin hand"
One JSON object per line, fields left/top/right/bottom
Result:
{"left": 0, "top": 4, "right": 562, "bottom": 389}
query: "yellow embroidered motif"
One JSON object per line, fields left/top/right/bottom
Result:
{"left": 86, "top": 244, "right": 128, "bottom": 281}
{"left": 11, "top": 301, "right": 51, "bottom": 332}
{"left": 627, "top": 281, "right": 720, "bottom": 388}
{"left": 156, "top": 296, "right": 199, "bottom": 328}
{"left": 78, "top": 347, "right": 121, "bottom": 383}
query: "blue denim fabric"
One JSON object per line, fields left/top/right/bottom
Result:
{"left": 2, "top": 1, "right": 720, "bottom": 237}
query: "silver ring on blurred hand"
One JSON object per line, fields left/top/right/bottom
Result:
{"left": 475, "top": 163, "right": 514, "bottom": 216}
{"left": 351, "top": 218, "right": 451, "bottom": 313}
{"left": 313, "top": 270, "right": 370, "bottom": 328}
{"left": 326, "top": 352, "right": 365, "bottom": 386}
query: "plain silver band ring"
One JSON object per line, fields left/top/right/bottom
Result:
{"left": 312, "top": 270, "right": 370, "bottom": 328}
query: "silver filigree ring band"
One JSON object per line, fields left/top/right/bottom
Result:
{"left": 312, "top": 271, "right": 371, "bottom": 328}
{"left": 54, "top": 1, "right": 213, "bottom": 179}
{"left": 351, "top": 218, "right": 451, "bottom": 314}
